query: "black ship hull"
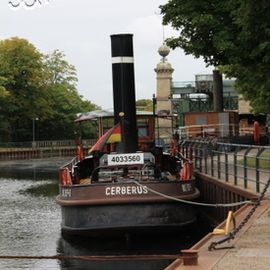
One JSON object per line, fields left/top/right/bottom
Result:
{"left": 60, "top": 201, "right": 198, "bottom": 237}
{"left": 57, "top": 177, "right": 200, "bottom": 237}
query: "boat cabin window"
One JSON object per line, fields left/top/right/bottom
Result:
{"left": 137, "top": 119, "right": 149, "bottom": 137}
{"left": 102, "top": 118, "right": 114, "bottom": 132}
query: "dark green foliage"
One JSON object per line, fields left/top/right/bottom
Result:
{"left": 0, "top": 37, "right": 99, "bottom": 142}
{"left": 160, "top": 0, "right": 270, "bottom": 113}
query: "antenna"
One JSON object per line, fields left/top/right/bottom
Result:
{"left": 154, "top": 10, "right": 166, "bottom": 44}
{"left": 162, "top": 24, "right": 165, "bottom": 44}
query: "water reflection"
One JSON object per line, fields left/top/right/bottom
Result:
{"left": 57, "top": 236, "right": 177, "bottom": 270}
{"left": 0, "top": 158, "right": 64, "bottom": 270}
{"left": 0, "top": 158, "right": 209, "bottom": 270}
{"left": 0, "top": 157, "right": 68, "bottom": 180}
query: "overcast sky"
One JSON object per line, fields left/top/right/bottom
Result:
{"left": 1, "top": 0, "right": 213, "bottom": 109}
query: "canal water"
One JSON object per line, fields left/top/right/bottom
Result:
{"left": 0, "top": 158, "right": 208, "bottom": 270}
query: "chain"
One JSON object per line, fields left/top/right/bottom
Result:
{"left": 208, "top": 177, "right": 270, "bottom": 251}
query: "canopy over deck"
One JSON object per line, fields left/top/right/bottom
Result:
{"left": 75, "top": 109, "right": 155, "bottom": 123}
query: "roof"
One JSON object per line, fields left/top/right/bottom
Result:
{"left": 75, "top": 109, "right": 155, "bottom": 123}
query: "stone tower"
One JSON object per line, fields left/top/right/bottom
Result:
{"left": 154, "top": 43, "right": 174, "bottom": 139}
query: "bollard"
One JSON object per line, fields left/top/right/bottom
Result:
{"left": 181, "top": 249, "right": 198, "bottom": 265}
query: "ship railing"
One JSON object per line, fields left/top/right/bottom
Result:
{"left": 60, "top": 156, "right": 79, "bottom": 171}
{"left": 58, "top": 156, "right": 80, "bottom": 184}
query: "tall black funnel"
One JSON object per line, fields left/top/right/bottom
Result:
{"left": 110, "top": 34, "right": 138, "bottom": 153}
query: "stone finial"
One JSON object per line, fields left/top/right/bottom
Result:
{"left": 158, "top": 43, "right": 170, "bottom": 62}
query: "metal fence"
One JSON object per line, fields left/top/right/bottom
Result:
{"left": 179, "top": 139, "right": 270, "bottom": 194}
{"left": 0, "top": 139, "right": 96, "bottom": 149}
{"left": 176, "top": 123, "right": 268, "bottom": 139}
{"left": 0, "top": 139, "right": 97, "bottom": 160}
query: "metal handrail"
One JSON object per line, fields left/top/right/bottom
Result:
{"left": 179, "top": 139, "right": 270, "bottom": 194}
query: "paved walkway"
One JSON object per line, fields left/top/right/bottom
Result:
{"left": 212, "top": 200, "right": 270, "bottom": 270}
{"left": 166, "top": 148, "right": 270, "bottom": 270}
{"left": 166, "top": 200, "right": 270, "bottom": 270}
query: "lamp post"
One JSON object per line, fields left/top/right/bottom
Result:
{"left": 152, "top": 94, "right": 157, "bottom": 143}
{"left": 32, "top": 117, "right": 39, "bottom": 147}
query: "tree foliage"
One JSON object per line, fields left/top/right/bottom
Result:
{"left": 41, "top": 49, "right": 99, "bottom": 140}
{"left": 0, "top": 37, "right": 99, "bottom": 142}
{"left": 0, "top": 37, "right": 51, "bottom": 141}
{"left": 160, "top": 0, "right": 270, "bottom": 113}
{"left": 136, "top": 99, "right": 153, "bottom": 112}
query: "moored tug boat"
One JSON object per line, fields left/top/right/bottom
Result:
{"left": 56, "top": 34, "right": 200, "bottom": 237}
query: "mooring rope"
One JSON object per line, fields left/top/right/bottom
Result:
{"left": 0, "top": 254, "right": 180, "bottom": 261}
{"left": 131, "top": 180, "right": 253, "bottom": 208}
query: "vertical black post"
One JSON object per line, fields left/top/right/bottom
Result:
{"left": 152, "top": 94, "right": 157, "bottom": 143}
{"left": 110, "top": 34, "right": 138, "bottom": 153}
{"left": 213, "top": 70, "right": 223, "bottom": 112}
{"left": 225, "top": 151, "right": 228, "bottom": 182}
{"left": 234, "top": 150, "right": 238, "bottom": 185}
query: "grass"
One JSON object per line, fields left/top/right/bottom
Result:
{"left": 238, "top": 152, "right": 270, "bottom": 170}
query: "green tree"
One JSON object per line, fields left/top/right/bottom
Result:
{"left": 136, "top": 99, "right": 153, "bottom": 112}
{"left": 160, "top": 1, "right": 239, "bottom": 66}
{"left": 222, "top": 1, "right": 270, "bottom": 113}
{"left": 40, "top": 50, "right": 99, "bottom": 140}
{"left": 0, "top": 76, "right": 9, "bottom": 141}
{"left": 44, "top": 50, "right": 78, "bottom": 87}
{"left": 160, "top": 0, "right": 270, "bottom": 113}
{"left": 0, "top": 37, "right": 52, "bottom": 141}
{"left": 0, "top": 38, "right": 100, "bottom": 142}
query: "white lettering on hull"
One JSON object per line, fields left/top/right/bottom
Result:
{"left": 61, "top": 188, "right": 72, "bottom": 198}
{"left": 105, "top": 185, "right": 148, "bottom": 196}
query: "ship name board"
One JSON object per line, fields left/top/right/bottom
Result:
{"left": 105, "top": 185, "right": 148, "bottom": 196}
{"left": 107, "top": 153, "right": 144, "bottom": 166}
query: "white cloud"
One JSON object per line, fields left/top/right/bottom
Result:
{"left": 1, "top": 0, "right": 213, "bottom": 109}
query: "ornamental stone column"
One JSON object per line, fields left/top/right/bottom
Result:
{"left": 154, "top": 43, "right": 174, "bottom": 140}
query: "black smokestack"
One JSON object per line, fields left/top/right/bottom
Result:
{"left": 110, "top": 34, "right": 138, "bottom": 153}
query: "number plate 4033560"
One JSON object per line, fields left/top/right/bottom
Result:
{"left": 107, "top": 153, "right": 144, "bottom": 166}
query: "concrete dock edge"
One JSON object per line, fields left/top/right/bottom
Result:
{"left": 165, "top": 199, "right": 270, "bottom": 270}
